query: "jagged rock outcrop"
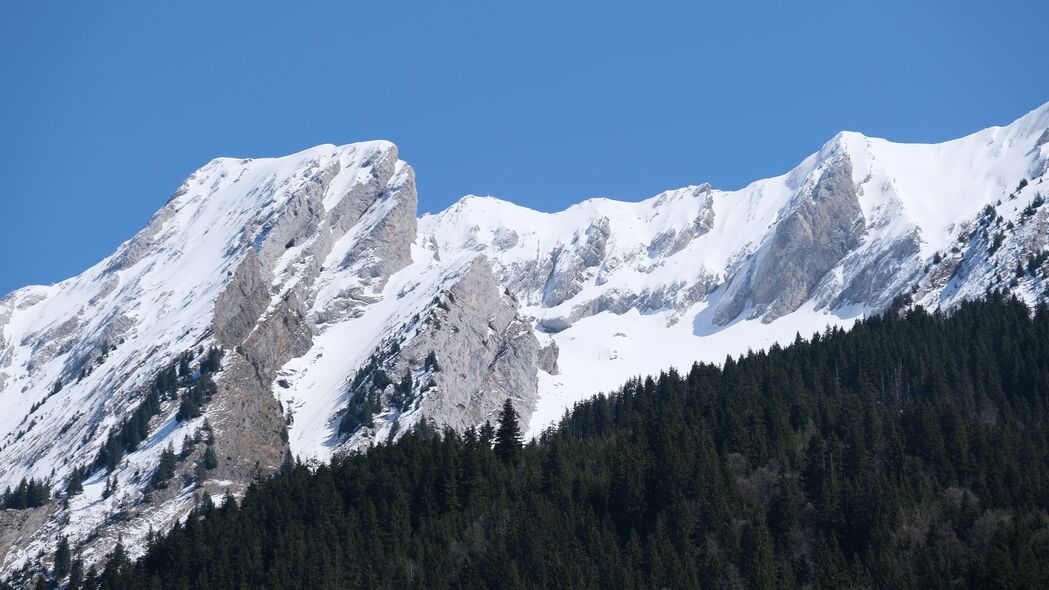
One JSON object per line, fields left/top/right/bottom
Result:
{"left": 537, "top": 340, "right": 559, "bottom": 375}
{"left": 541, "top": 217, "right": 611, "bottom": 307}
{"left": 715, "top": 155, "right": 865, "bottom": 324}
{"left": 411, "top": 257, "right": 540, "bottom": 430}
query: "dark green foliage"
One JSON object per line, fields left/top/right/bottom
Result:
{"left": 66, "top": 467, "right": 84, "bottom": 497}
{"left": 178, "top": 434, "right": 195, "bottom": 461}
{"left": 424, "top": 350, "right": 440, "bottom": 372}
{"left": 200, "top": 444, "right": 218, "bottom": 471}
{"left": 150, "top": 444, "right": 177, "bottom": 489}
{"left": 478, "top": 420, "right": 495, "bottom": 447}
{"left": 390, "top": 370, "right": 414, "bottom": 412}
{"left": 1028, "top": 250, "right": 1049, "bottom": 275}
{"left": 1023, "top": 194, "right": 1045, "bottom": 217}
{"left": 176, "top": 351, "right": 192, "bottom": 379}
{"left": 1, "top": 478, "right": 50, "bottom": 510}
{"left": 175, "top": 374, "right": 217, "bottom": 422}
{"left": 494, "top": 398, "right": 522, "bottom": 463}
{"left": 68, "top": 557, "right": 84, "bottom": 590}
{"left": 338, "top": 388, "right": 380, "bottom": 435}
{"left": 152, "top": 361, "right": 178, "bottom": 400}
{"left": 101, "top": 476, "right": 117, "bottom": 500}
{"left": 93, "top": 295, "right": 1049, "bottom": 589}
{"left": 94, "top": 387, "right": 161, "bottom": 473}
{"left": 54, "top": 536, "right": 71, "bottom": 580}
{"left": 199, "top": 347, "right": 224, "bottom": 376}
{"left": 93, "top": 343, "right": 219, "bottom": 474}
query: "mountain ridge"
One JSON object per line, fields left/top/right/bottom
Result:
{"left": 1, "top": 101, "right": 1048, "bottom": 577}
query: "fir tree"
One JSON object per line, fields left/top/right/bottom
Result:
{"left": 54, "top": 535, "right": 71, "bottom": 580}
{"left": 200, "top": 443, "right": 218, "bottom": 471}
{"left": 424, "top": 350, "right": 441, "bottom": 372}
{"left": 478, "top": 420, "right": 496, "bottom": 447}
{"left": 494, "top": 398, "right": 522, "bottom": 463}
{"left": 67, "top": 467, "right": 83, "bottom": 497}
{"left": 178, "top": 434, "right": 196, "bottom": 460}
{"left": 68, "top": 556, "right": 84, "bottom": 590}
{"left": 150, "top": 443, "right": 177, "bottom": 489}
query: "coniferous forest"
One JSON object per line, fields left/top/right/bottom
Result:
{"left": 70, "top": 295, "right": 1049, "bottom": 588}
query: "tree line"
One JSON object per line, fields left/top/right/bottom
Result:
{"left": 23, "top": 293, "right": 1049, "bottom": 588}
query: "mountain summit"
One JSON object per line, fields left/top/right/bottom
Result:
{"left": 2, "top": 102, "right": 1048, "bottom": 574}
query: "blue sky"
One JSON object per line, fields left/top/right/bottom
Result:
{"left": 1, "top": 0, "right": 1047, "bottom": 294}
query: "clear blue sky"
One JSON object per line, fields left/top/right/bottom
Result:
{"left": 2, "top": 1, "right": 1047, "bottom": 295}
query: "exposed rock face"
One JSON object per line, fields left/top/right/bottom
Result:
{"left": 754, "top": 156, "right": 865, "bottom": 319}
{"left": 537, "top": 340, "right": 560, "bottom": 375}
{"left": 208, "top": 352, "right": 288, "bottom": 481}
{"left": 830, "top": 230, "right": 921, "bottom": 310}
{"left": 715, "top": 155, "right": 865, "bottom": 324}
{"left": 367, "top": 256, "right": 541, "bottom": 439}
{"left": 1037, "top": 127, "right": 1049, "bottom": 149}
{"left": 542, "top": 217, "right": 611, "bottom": 307}
{"left": 213, "top": 250, "right": 271, "bottom": 348}
{"left": 0, "top": 505, "right": 52, "bottom": 571}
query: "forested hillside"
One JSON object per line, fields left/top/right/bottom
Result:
{"left": 42, "top": 294, "right": 1049, "bottom": 589}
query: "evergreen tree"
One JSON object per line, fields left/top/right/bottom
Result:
{"left": 68, "top": 556, "right": 84, "bottom": 590}
{"left": 424, "top": 350, "right": 441, "bottom": 372}
{"left": 478, "top": 420, "right": 496, "bottom": 447}
{"left": 54, "top": 535, "right": 71, "bottom": 580}
{"left": 83, "top": 565, "right": 98, "bottom": 590}
{"left": 102, "top": 476, "right": 117, "bottom": 500}
{"left": 178, "top": 434, "right": 195, "bottom": 460}
{"left": 67, "top": 467, "right": 83, "bottom": 497}
{"left": 494, "top": 398, "right": 522, "bottom": 463}
{"left": 200, "top": 443, "right": 218, "bottom": 471}
{"left": 150, "top": 443, "right": 177, "bottom": 489}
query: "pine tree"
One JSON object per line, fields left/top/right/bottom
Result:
{"left": 150, "top": 443, "right": 178, "bottom": 489}
{"left": 179, "top": 434, "right": 196, "bottom": 460}
{"left": 494, "top": 398, "right": 522, "bottom": 463}
{"left": 83, "top": 565, "right": 98, "bottom": 590}
{"left": 201, "top": 443, "right": 218, "bottom": 471}
{"left": 68, "top": 556, "right": 84, "bottom": 590}
{"left": 54, "top": 535, "right": 71, "bottom": 580}
{"left": 102, "top": 476, "right": 116, "bottom": 500}
{"left": 478, "top": 420, "right": 496, "bottom": 447}
{"left": 424, "top": 351, "right": 441, "bottom": 372}
{"left": 67, "top": 467, "right": 84, "bottom": 496}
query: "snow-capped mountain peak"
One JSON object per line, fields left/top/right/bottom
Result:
{"left": 2, "top": 101, "right": 1049, "bottom": 578}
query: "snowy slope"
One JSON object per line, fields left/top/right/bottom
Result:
{"left": 1, "top": 101, "right": 1048, "bottom": 581}
{"left": 419, "top": 100, "right": 1049, "bottom": 432}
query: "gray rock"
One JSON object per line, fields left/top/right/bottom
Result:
{"left": 716, "top": 155, "right": 865, "bottom": 324}
{"left": 1037, "top": 128, "right": 1049, "bottom": 149}
{"left": 341, "top": 256, "right": 541, "bottom": 445}
{"left": 537, "top": 340, "right": 560, "bottom": 375}
{"left": 541, "top": 217, "right": 611, "bottom": 307}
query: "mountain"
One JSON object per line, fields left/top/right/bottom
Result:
{"left": 1, "top": 101, "right": 1048, "bottom": 577}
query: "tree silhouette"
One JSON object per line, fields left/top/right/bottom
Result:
{"left": 494, "top": 398, "right": 522, "bottom": 463}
